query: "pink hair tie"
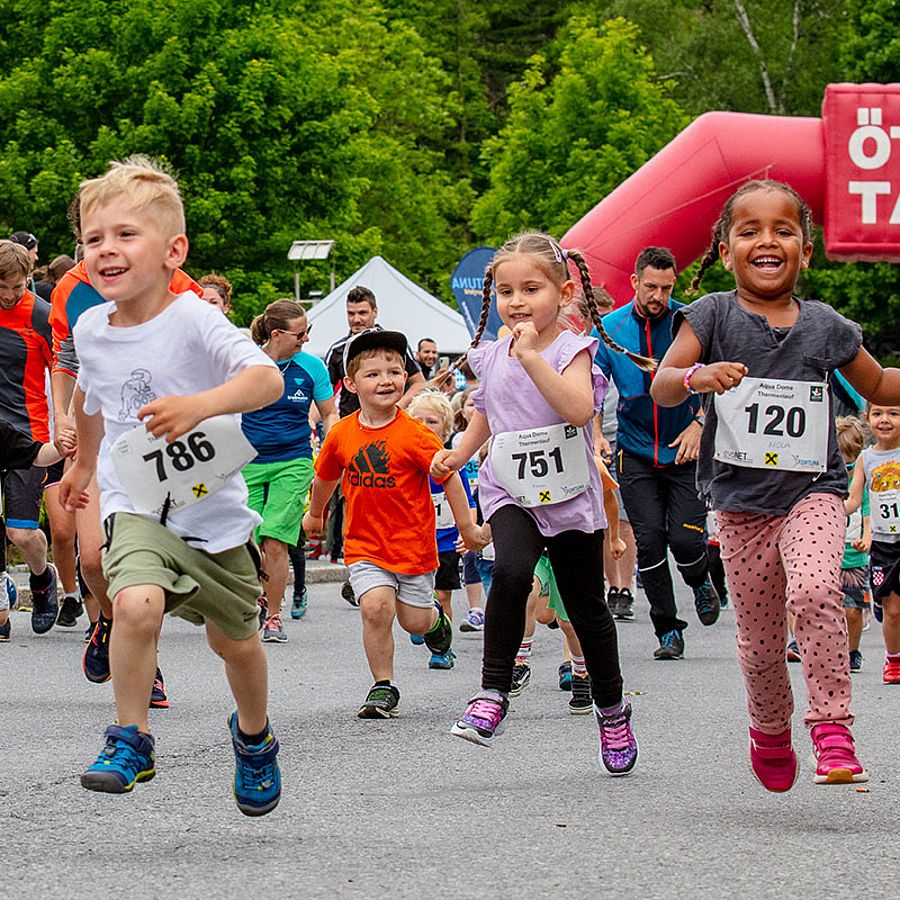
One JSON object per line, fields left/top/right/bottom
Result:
{"left": 683, "top": 362, "right": 704, "bottom": 395}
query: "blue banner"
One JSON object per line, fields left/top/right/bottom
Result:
{"left": 450, "top": 246, "right": 502, "bottom": 342}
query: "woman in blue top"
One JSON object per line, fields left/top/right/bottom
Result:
{"left": 242, "top": 300, "right": 337, "bottom": 642}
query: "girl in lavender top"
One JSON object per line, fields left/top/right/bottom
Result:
{"left": 431, "top": 232, "right": 653, "bottom": 775}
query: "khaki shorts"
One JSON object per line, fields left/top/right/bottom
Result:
{"left": 102, "top": 512, "right": 262, "bottom": 641}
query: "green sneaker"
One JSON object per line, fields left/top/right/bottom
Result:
{"left": 357, "top": 683, "right": 400, "bottom": 719}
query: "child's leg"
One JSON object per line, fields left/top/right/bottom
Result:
{"left": 109, "top": 584, "right": 165, "bottom": 733}
{"left": 717, "top": 510, "right": 792, "bottom": 733}
{"left": 44, "top": 484, "right": 78, "bottom": 595}
{"left": 546, "top": 529, "right": 622, "bottom": 708}
{"left": 481, "top": 506, "right": 545, "bottom": 693}
{"left": 436, "top": 589, "right": 453, "bottom": 622}
{"left": 605, "top": 517, "right": 636, "bottom": 590}
{"left": 845, "top": 607, "right": 863, "bottom": 653}
{"left": 780, "top": 494, "right": 852, "bottom": 729}
{"left": 75, "top": 478, "right": 113, "bottom": 619}
{"left": 359, "top": 586, "right": 400, "bottom": 682}
{"left": 881, "top": 592, "right": 900, "bottom": 653}
{"left": 260, "top": 537, "right": 288, "bottom": 618}
{"left": 206, "top": 621, "right": 269, "bottom": 735}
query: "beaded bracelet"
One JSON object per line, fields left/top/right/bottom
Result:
{"left": 683, "top": 362, "right": 705, "bottom": 395}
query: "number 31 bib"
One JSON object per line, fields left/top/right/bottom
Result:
{"left": 111, "top": 415, "right": 257, "bottom": 517}
{"left": 490, "top": 423, "right": 590, "bottom": 507}
{"left": 713, "top": 377, "right": 829, "bottom": 473}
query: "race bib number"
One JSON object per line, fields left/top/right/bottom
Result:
{"left": 713, "top": 378, "right": 829, "bottom": 473}
{"left": 432, "top": 490, "right": 455, "bottom": 530}
{"left": 490, "top": 423, "right": 590, "bottom": 508}
{"left": 872, "top": 489, "right": 900, "bottom": 536}
{"left": 111, "top": 416, "right": 257, "bottom": 517}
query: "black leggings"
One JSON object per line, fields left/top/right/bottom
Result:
{"left": 483, "top": 504, "right": 623, "bottom": 708}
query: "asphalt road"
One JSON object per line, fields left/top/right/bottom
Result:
{"left": 2, "top": 575, "right": 898, "bottom": 899}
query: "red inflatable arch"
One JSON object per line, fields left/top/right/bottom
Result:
{"left": 562, "top": 83, "right": 900, "bottom": 304}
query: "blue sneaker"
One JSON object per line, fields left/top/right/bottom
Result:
{"left": 30, "top": 564, "right": 58, "bottom": 634}
{"left": 653, "top": 629, "right": 684, "bottom": 661}
{"left": 229, "top": 712, "right": 281, "bottom": 817}
{"left": 428, "top": 649, "right": 456, "bottom": 669}
{"left": 558, "top": 661, "right": 573, "bottom": 691}
{"left": 290, "top": 588, "right": 308, "bottom": 620}
{"left": 83, "top": 614, "right": 112, "bottom": 684}
{"left": 81, "top": 724, "right": 156, "bottom": 793}
{"left": 692, "top": 578, "right": 720, "bottom": 626}
{"left": 410, "top": 633, "right": 426, "bottom": 646}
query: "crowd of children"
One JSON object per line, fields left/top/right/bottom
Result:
{"left": 2, "top": 161, "right": 900, "bottom": 816}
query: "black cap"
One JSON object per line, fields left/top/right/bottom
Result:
{"left": 343, "top": 328, "right": 408, "bottom": 373}
{"left": 9, "top": 231, "right": 38, "bottom": 251}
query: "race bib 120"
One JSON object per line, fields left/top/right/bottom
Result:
{"left": 490, "top": 423, "right": 590, "bottom": 507}
{"left": 713, "top": 377, "right": 829, "bottom": 473}
{"left": 111, "top": 415, "right": 257, "bottom": 516}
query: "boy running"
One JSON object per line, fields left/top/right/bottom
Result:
{"left": 303, "top": 329, "right": 487, "bottom": 718}
{"left": 59, "top": 157, "right": 284, "bottom": 816}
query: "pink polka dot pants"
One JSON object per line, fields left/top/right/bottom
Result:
{"left": 717, "top": 493, "right": 853, "bottom": 734}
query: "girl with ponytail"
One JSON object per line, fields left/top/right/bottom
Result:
{"left": 431, "top": 232, "right": 645, "bottom": 775}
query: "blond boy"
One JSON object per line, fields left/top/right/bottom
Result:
{"left": 59, "top": 157, "right": 284, "bottom": 816}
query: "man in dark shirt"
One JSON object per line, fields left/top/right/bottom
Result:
{"left": 324, "top": 286, "right": 424, "bottom": 418}
{"left": 416, "top": 338, "right": 438, "bottom": 379}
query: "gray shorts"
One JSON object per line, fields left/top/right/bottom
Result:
{"left": 348, "top": 561, "right": 436, "bottom": 609}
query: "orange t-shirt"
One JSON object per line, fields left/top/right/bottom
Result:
{"left": 315, "top": 409, "right": 444, "bottom": 574}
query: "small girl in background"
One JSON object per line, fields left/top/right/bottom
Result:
{"left": 451, "top": 388, "right": 488, "bottom": 633}
{"left": 432, "top": 232, "right": 653, "bottom": 776}
{"left": 408, "top": 390, "right": 477, "bottom": 669}
{"left": 835, "top": 416, "right": 871, "bottom": 674}
{"left": 846, "top": 404, "right": 900, "bottom": 684}
{"left": 651, "top": 179, "right": 900, "bottom": 790}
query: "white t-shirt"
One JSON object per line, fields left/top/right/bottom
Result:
{"left": 75, "top": 292, "right": 277, "bottom": 552}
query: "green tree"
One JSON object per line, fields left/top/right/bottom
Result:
{"left": 0, "top": 0, "right": 466, "bottom": 319}
{"left": 470, "top": 16, "right": 688, "bottom": 242}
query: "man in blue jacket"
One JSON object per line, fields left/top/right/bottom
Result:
{"left": 594, "top": 247, "right": 719, "bottom": 660}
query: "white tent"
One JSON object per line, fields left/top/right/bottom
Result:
{"left": 305, "top": 256, "right": 471, "bottom": 359}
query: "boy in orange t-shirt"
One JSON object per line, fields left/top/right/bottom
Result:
{"left": 303, "top": 329, "right": 487, "bottom": 719}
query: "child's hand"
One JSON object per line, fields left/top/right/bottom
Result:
{"left": 851, "top": 536, "right": 871, "bottom": 553}
{"left": 138, "top": 395, "right": 209, "bottom": 443}
{"left": 55, "top": 428, "right": 78, "bottom": 458}
{"left": 610, "top": 536, "right": 627, "bottom": 559}
{"left": 459, "top": 522, "right": 491, "bottom": 552}
{"left": 453, "top": 535, "right": 468, "bottom": 556}
{"left": 510, "top": 322, "right": 540, "bottom": 358}
{"left": 58, "top": 463, "right": 92, "bottom": 512}
{"left": 431, "top": 449, "right": 460, "bottom": 479}
{"left": 690, "top": 362, "right": 748, "bottom": 395}
{"left": 302, "top": 512, "right": 324, "bottom": 539}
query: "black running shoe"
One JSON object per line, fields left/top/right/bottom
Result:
{"left": 149, "top": 668, "right": 169, "bottom": 709}
{"left": 83, "top": 614, "right": 112, "bottom": 683}
{"left": 341, "top": 581, "right": 358, "bottom": 607}
{"left": 615, "top": 587, "right": 635, "bottom": 621}
{"left": 693, "top": 578, "right": 720, "bottom": 626}
{"left": 57, "top": 594, "right": 84, "bottom": 627}
{"left": 606, "top": 587, "right": 621, "bottom": 617}
{"left": 358, "top": 683, "right": 400, "bottom": 718}
{"left": 653, "top": 629, "right": 684, "bottom": 661}
{"left": 423, "top": 605, "right": 452, "bottom": 655}
{"left": 30, "top": 565, "right": 59, "bottom": 634}
{"left": 568, "top": 674, "right": 593, "bottom": 715}
{"left": 509, "top": 662, "right": 532, "bottom": 697}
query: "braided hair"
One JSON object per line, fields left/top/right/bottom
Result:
{"left": 452, "top": 232, "right": 655, "bottom": 373}
{"left": 691, "top": 179, "right": 813, "bottom": 294}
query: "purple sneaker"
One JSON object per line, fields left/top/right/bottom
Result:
{"left": 595, "top": 698, "right": 638, "bottom": 776}
{"left": 451, "top": 690, "right": 508, "bottom": 746}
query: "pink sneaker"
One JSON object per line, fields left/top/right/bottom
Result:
{"left": 811, "top": 723, "right": 868, "bottom": 784}
{"left": 749, "top": 726, "right": 798, "bottom": 792}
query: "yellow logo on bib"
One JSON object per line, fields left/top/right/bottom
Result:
{"left": 539, "top": 490, "right": 552, "bottom": 503}
{"left": 764, "top": 453, "right": 778, "bottom": 467}
{"left": 192, "top": 483, "right": 209, "bottom": 498}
